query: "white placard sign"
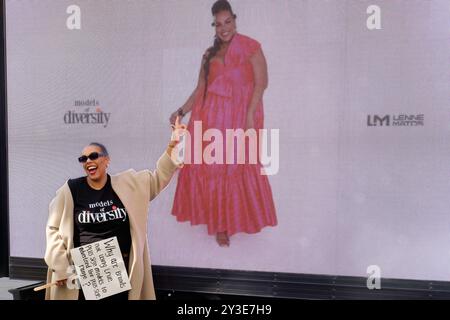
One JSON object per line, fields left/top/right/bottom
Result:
{"left": 70, "top": 237, "right": 131, "bottom": 300}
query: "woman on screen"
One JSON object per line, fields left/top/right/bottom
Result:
{"left": 44, "top": 119, "right": 185, "bottom": 300}
{"left": 170, "top": 0, "right": 277, "bottom": 247}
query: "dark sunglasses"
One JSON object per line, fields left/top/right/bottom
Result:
{"left": 78, "top": 152, "right": 105, "bottom": 163}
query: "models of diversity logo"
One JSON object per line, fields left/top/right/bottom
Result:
{"left": 170, "top": 121, "right": 279, "bottom": 176}
{"left": 77, "top": 201, "right": 128, "bottom": 224}
{"left": 64, "top": 99, "right": 111, "bottom": 128}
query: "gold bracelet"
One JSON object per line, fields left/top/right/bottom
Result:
{"left": 168, "top": 141, "right": 178, "bottom": 149}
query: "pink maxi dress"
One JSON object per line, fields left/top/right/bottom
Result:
{"left": 171, "top": 33, "right": 277, "bottom": 236}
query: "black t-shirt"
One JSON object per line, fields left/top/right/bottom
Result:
{"left": 69, "top": 175, "right": 131, "bottom": 255}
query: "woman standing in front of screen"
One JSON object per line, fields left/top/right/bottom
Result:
{"left": 44, "top": 119, "right": 185, "bottom": 300}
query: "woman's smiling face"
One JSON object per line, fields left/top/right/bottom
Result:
{"left": 214, "top": 10, "right": 236, "bottom": 43}
{"left": 80, "top": 145, "right": 109, "bottom": 182}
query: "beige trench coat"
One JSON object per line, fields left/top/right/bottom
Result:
{"left": 44, "top": 152, "right": 179, "bottom": 300}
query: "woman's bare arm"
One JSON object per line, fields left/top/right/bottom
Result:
{"left": 170, "top": 55, "right": 207, "bottom": 124}
{"left": 246, "top": 49, "right": 268, "bottom": 129}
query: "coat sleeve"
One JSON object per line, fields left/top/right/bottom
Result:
{"left": 146, "top": 151, "right": 180, "bottom": 202}
{"left": 44, "top": 184, "right": 71, "bottom": 281}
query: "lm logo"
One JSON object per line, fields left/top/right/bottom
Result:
{"left": 367, "top": 115, "right": 390, "bottom": 127}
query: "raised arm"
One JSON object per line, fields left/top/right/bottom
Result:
{"left": 148, "top": 117, "right": 186, "bottom": 201}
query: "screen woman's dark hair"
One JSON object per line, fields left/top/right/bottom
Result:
{"left": 89, "top": 142, "right": 109, "bottom": 157}
{"left": 211, "top": 0, "right": 234, "bottom": 16}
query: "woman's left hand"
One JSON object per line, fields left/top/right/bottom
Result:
{"left": 167, "top": 116, "right": 187, "bottom": 165}
{"left": 245, "top": 113, "right": 255, "bottom": 130}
